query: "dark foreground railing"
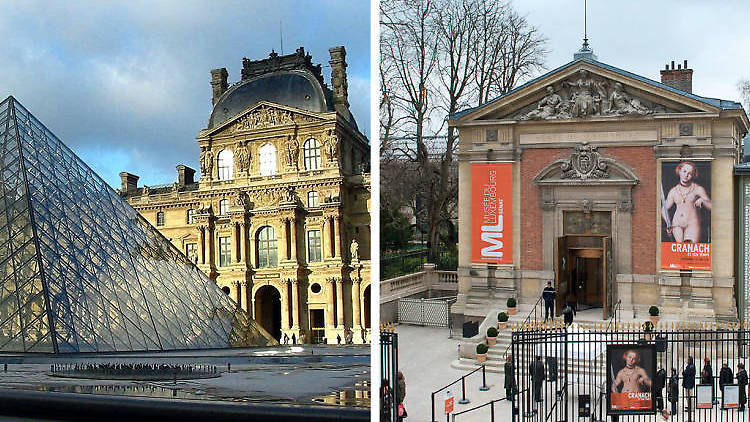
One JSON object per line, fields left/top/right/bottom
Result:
{"left": 0, "top": 389, "right": 369, "bottom": 422}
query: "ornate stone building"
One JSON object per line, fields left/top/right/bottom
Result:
{"left": 449, "top": 48, "right": 748, "bottom": 323}
{"left": 120, "top": 47, "right": 371, "bottom": 344}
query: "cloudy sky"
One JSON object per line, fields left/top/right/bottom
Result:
{"left": 513, "top": 0, "right": 750, "bottom": 108}
{"left": 0, "top": 1, "right": 370, "bottom": 188}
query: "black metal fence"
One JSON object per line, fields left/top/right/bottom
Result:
{"left": 381, "top": 250, "right": 428, "bottom": 279}
{"left": 380, "top": 329, "right": 400, "bottom": 422}
{"left": 511, "top": 321, "right": 750, "bottom": 422}
{"left": 430, "top": 365, "right": 490, "bottom": 422}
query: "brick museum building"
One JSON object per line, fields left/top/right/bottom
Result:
{"left": 119, "top": 47, "right": 371, "bottom": 344}
{"left": 449, "top": 47, "right": 749, "bottom": 323}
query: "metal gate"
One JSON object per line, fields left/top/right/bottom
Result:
{"left": 398, "top": 297, "right": 450, "bottom": 327}
{"left": 380, "top": 329, "right": 400, "bottom": 422}
{"left": 511, "top": 321, "right": 750, "bottom": 422}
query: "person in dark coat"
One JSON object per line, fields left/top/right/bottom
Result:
{"left": 684, "top": 356, "right": 696, "bottom": 414}
{"left": 719, "top": 362, "right": 733, "bottom": 396}
{"left": 542, "top": 281, "right": 556, "bottom": 321}
{"left": 530, "top": 355, "right": 546, "bottom": 402}
{"left": 737, "top": 363, "right": 748, "bottom": 412}
{"left": 504, "top": 354, "right": 516, "bottom": 399}
{"left": 655, "top": 367, "right": 667, "bottom": 412}
{"left": 396, "top": 371, "right": 406, "bottom": 421}
{"left": 668, "top": 368, "right": 679, "bottom": 416}
{"left": 701, "top": 357, "right": 714, "bottom": 404}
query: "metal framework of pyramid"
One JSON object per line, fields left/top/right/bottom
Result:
{"left": 0, "top": 96, "right": 275, "bottom": 353}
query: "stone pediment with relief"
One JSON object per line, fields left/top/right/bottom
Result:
{"left": 505, "top": 70, "right": 681, "bottom": 120}
{"left": 214, "top": 104, "right": 323, "bottom": 136}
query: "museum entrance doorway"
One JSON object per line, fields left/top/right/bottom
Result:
{"left": 254, "top": 285, "right": 282, "bottom": 341}
{"left": 310, "top": 309, "right": 325, "bottom": 344}
{"left": 555, "top": 235, "right": 613, "bottom": 319}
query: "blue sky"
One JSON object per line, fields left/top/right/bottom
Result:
{"left": 0, "top": 1, "right": 371, "bottom": 188}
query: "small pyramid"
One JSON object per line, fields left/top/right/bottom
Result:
{"left": 0, "top": 96, "right": 276, "bottom": 352}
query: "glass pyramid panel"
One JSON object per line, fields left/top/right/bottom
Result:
{"left": 0, "top": 96, "right": 275, "bottom": 352}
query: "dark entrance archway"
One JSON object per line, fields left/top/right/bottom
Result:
{"left": 254, "top": 285, "right": 282, "bottom": 341}
{"left": 363, "top": 285, "right": 370, "bottom": 328}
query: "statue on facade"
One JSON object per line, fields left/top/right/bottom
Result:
{"left": 286, "top": 137, "right": 300, "bottom": 168}
{"left": 350, "top": 238, "right": 359, "bottom": 262}
{"left": 234, "top": 190, "right": 248, "bottom": 208}
{"left": 235, "top": 142, "right": 250, "bottom": 172}
{"left": 522, "top": 86, "right": 565, "bottom": 120}
{"left": 606, "top": 82, "right": 652, "bottom": 116}
{"left": 284, "top": 186, "right": 298, "bottom": 203}
{"left": 200, "top": 148, "right": 214, "bottom": 177}
{"left": 323, "top": 130, "right": 339, "bottom": 162}
{"left": 564, "top": 69, "right": 603, "bottom": 117}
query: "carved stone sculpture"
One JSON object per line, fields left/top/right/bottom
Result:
{"left": 233, "top": 190, "right": 248, "bottom": 208}
{"left": 350, "top": 238, "right": 359, "bottom": 262}
{"left": 200, "top": 148, "right": 214, "bottom": 177}
{"left": 522, "top": 86, "right": 565, "bottom": 120}
{"left": 235, "top": 142, "right": 250, "bottom": 172}
{"left": 284, "top": 186, "right": 298, "bottom": 203}
{"left": 232, "top": 106, "right": 298, "bottom": 132}
{"left": 564, "top": 69, "right": 602, "bottom": 117}
{"left": 323, "top": 130, "right": 339, "bottom": 162}
{"left": 606, "top": 82, "right": 651, "bottom": 116}
{"left": 560, "top": 143, "right": 609, "bottom": 180}
{"left": 286, "top": 137, "right": 299, "bottom": 168}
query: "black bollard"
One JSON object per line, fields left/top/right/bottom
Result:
{"left": 227, "top": 363, "right": 231, "bottom": 372}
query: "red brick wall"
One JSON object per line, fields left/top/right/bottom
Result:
{"left": 520, "top": 146, "right": 656, "bottom": 274}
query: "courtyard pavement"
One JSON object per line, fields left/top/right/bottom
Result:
{"left": 396, "top": 324, "right": 511, "bottom": 421}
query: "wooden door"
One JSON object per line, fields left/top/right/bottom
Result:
{"left": 555, "top": 236, "right": 568, "bottom": 316}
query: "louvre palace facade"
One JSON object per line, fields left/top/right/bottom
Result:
{"left": 120, "top": 47, "right": 371, "bottom": 344}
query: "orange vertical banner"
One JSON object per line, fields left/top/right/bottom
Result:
{"left": 471, "top": 163, "right": 513, "bottom": 264}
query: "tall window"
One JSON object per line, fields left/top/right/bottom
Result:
{"left": 307, "top": 230, "right": 322, "bottom": 262}
{"left": 219, "top": 236, "right": 231, "bottom": 267}
{"left": 185, "top": 243, "right": 197, "bottom": 263}
{"left": 307, "top": 191, "right": 319, "bottom": 207}
{"left": 259, "top": 143, "right": 277, "bottom": 176}
{"left": 156, "top": 211, "right": 165, "bottom": 226}
{"left": 303, "top": 138, "right": 321, "bottom": 170}
{"left": 186, "top": 209, "right": 195, "bottom": 224}
{"left": 218, "top": 199, "right": 229, "bottom": 216}
{"left": 257, "top": 226, "right": 278, "bottom": 268}
{"left": 217, "top": 149, "right": 234, "bottom": 180}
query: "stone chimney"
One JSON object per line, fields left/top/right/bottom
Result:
{"left": 176, "top": 165, "right": 195, "bottom": 188}
{"left": 660, "top": 60, "right": 693, "bottom": 93}
{"left": 210, "top": 68, "right": 229, "bottom": 105}
{"left": 329, "top": 46, "right": 349, "bottom": 110}
{"left": 119, "top": 172, "right": 139, "bottom": 194}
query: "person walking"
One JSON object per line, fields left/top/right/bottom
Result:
{"left": 668, "top": 368, "right": 679, "bottom": 416}
{"left": 683, "top": 357, "right": 696, "bottom": 415}
{"left": 530, "top": 355, "right": 546, "bottom": 403}
{"left": 396, "top": 371, "right": 407, "bottom": 421}
{"left": 719, "top": 362, "right": 733, "bottom": 404}
{"left": 655, "top": 366, "right": 667, "bottom": 412}
{"left": 542, "top": 281, "right": 556, "bottom": 321}
{"left": 737, "top": 363, "right": 748, "bottom": 412}
{"left": 505, "top": 354, "right": 516, "bottom": 399}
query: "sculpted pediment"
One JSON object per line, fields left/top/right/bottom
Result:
{"left": 460, "top": 62, "right": 717, "bottom": 123}
{"left": 534, "top": 142, "right": 639, "bottom": 185}
{"left": 210, "top": 102, "right": 325, "bottom": 136}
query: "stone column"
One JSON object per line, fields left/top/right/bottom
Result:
{"left": 335, "top": 216, "right": 343, "bottom": 260}
{"left": 281, "top": 280, "right": 290, "bottom": 331}
{"left": 248, "top": 226, "right": 256, "bottom": 269}
{"left": 234, "top": 280, "right": 242, "bottom": 307}
{"left": 335, "top": 278, "right": 344, "bottom": 328}
{"left": 234, "top": 222, "right": 242, "bottom": 263}
{"left": 239, "top": 222, "right": 247, "bottom": 264}
{"left": 244, "top": 280, "right": 252, "bottom": 315}
{"left": 352, "top": 278, "right": 361, "bottom": 328}
{"left": 291, "top": 280, "right": 300, "bottom": 330}
{"left": 322, "top": 218, "right": 330, "bottom": 259}
{"left": 325, "top": 278, "right": 336, "bottom": 329}
{"left": 207, "top": 225, "right": 216, "bottom": 268}
{"left": 198, "top": 226, "right": 206, "bottom": 265}
{"left": 278, "top": 219, "right": 287, "bottom": 262}
{"left": 289, "top": 217, "right": 298, "bottom": 262}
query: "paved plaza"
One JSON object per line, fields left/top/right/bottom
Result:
{"left": 0, "top": 345, "right": 369, "bottom": 408}
{"left": 397, "top": 324, "right": 511, "bottom": 421}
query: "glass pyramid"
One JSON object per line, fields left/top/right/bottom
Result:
{"left": 0, "top": 96, "right": 275, "bottom": 352}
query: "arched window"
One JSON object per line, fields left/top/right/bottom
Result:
{"left": 219, "top": 199, "right": 229, "bottom": 216}
{"left": 307, "top": 191, "right": 319, "bottom": 207}
{"left": 217, "top": 149, "right": 234, "bottom": 180}
{"left": 303, "top": 138, "right": 321, "bottom": 170}
{"left": 156, "top": 211, "right": 165, "bottom": 226}
{"left": 257, "top": 226, "right": 278, "bottom": 268}
{"left": 186, "top": 209, "right": 195, "bottom": 224}
{"left": 259, "top": 143, "right": 277, "bottom": 176}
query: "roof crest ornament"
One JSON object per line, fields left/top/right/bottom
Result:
{"left": 573, "top": 0, "right": 597, "bottom": 61}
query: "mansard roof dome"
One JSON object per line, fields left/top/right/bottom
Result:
{"left": 209, "top": 69, "right": 330, "bottom": 129}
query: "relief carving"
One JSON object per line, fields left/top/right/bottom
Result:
{"left": 232, "top": 106, "right": 296, "bottom": 132}
{"left": 252, "top": 189, "right": 282, "bottom": 207}
{"left": 323, "top": 130, "right": 339, "bottom": 163}
{"left": 235, "top": 142, "right": 250, "bottom": 172}
{"left": 200, "top": 148, "right": 214, "bottom": 176}
{"left": 560, "top": 143, "right": 609, "bottom": 180}
{"left": 285, "top": 136, "right": 300, "bottom": 169}
{"left": 518, "top": 70, "right": 664, "bottom": 121}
